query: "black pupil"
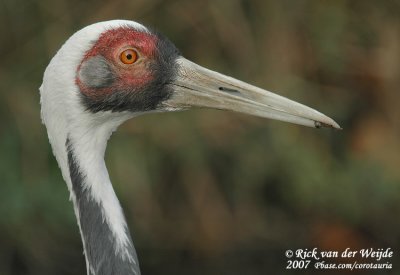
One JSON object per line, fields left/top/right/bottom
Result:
{"left": 126, "top": 53, "right": 132, "bottom": 60}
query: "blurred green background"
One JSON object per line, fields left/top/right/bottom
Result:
{"left": 1, "top": 0, "right": 399, "bottom": 274}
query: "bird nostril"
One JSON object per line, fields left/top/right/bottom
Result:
{"left": 219, "top": 86, "right": 238, "bottom": 93}
{"left": 219, "top": 86, "right": 243, "bottom": 97}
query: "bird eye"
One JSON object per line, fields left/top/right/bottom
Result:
{"left": 120, "top": 49, "right": 138, "bottom": 64}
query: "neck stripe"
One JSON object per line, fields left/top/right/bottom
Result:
{"left": 66, "top": 138, "right": 140, "bottom": 275}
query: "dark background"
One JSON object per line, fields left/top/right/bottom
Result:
{"left": 0, "top": 0, "right": 399, "bottom": 274}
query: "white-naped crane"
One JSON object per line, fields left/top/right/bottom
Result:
{"left": 40, "top": 20, "right": 340, "bottom": 275}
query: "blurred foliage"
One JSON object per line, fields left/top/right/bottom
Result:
{"left": 1, "top": 0, "right": 400, "bottom": 274}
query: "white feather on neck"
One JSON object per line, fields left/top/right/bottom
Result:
{"left": 40, "top": 19, "right": 147, "bottom": 270}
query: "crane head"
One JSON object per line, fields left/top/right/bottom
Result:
{"left": 41, "top": 20, "right": 340, "bottom": 139}
{"left": 75, "top": 25, "right": 179, "bottom": 113}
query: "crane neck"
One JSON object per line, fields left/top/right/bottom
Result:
{"left": 65, "top": 119, "right": 140, "bottom": 275}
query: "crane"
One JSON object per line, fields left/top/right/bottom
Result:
{"left": 40, "top": 20, "right": 340, "bottom": 275}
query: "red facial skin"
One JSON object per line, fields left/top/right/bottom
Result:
{"left": 76, "top": 27, "right": 158, "bottom": 98}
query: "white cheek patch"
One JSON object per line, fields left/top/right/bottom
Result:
{"left": 79, "top": 56, "right": 116, "bottom": 88}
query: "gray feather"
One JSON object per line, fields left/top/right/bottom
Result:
{"left": 66, "top": 138, "right": 140, "bottom": 275}
{"left": 79, "top": 56, "right": 115, "bottom": 88}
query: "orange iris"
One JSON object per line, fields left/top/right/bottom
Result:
{"left": 120, "top": 49, "right": 138, "bottom": 64}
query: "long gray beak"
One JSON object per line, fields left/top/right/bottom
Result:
{"left": 163, "top": 57, "right": 341, "bottom": 129}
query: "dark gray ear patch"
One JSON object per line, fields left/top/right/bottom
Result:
{"left": 79, "top": 56, "right": 115, "bottom": 88}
